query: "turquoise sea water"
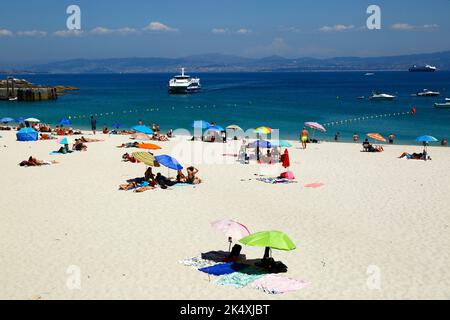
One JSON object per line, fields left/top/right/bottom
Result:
{"left": 1, "top": 72, "right": 449, "bottom": 144}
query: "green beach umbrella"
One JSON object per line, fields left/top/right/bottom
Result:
{"left": 239, "top": 231, "right": 296, "bottom": 251}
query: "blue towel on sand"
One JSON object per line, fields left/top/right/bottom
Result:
{"left": 199, "top": 263, "right": 247, "bottom": 276}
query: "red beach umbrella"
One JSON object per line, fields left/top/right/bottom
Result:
{"left": 282, "top": 149, "right": 290, "bottom": 168}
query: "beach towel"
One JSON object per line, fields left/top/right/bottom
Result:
{"left": 199, "top": 263, "right": 247, "bottom": 276}
{"left": 249, "top": 274, "right": 309, "bottom": 294}
{"left": 257, "top": 178, "right": 297, "bottom": 185}
{"left": 216, "top": 267, "right": 266, "bottom": 288}
{"left": 178, "top": 256, "right": 218, "bottom": 269}
{"left": 305, "top": 182, "right": 325, "bottom": 188}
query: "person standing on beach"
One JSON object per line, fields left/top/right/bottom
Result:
{"left": 138, "top": 120, "right": 143, "bottom": 126}
{"left": 335, "top": 132, "right": 340, "bottom": 142}
{"left": 389, "top": 133, "right": 395, "bottom": 144}
{"left": 301, "top": 127, "right": 309, "bottom": 149}
{"left": 441, "top": 138, "right": 447, "bottom": 146}
{"left": 353, "top": 133, "right": 359, "bottom": 143}
{"left": 90, "top": 116, "right": 97, "bottom": 135}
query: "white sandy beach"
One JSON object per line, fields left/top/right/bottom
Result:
{"left": 0, "top": 130, "right": 449, "bottom": 300}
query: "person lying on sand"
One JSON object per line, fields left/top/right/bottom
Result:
{"left": 155, "top": 173, "right": 177, "bottom": 189}
{"left": 19, "top": 156, "right": 58, "bottom": 167}
{"left": 117, "top": 142, "right": 140, "bottom": 148}
{"left": 399, "top": 152, "right": 431, "bottom": 161}
{"left": 80, "top": 136, "right": 103, "bottom": 143}
{"left": 152, "top": 133, "right": 169, "bottom": 141}
{"left": 39, "top": 133, "right": 56, "bottom": 140}
{"left": 122, "top": 153, "right": 138, "bottom": 163}
{"left": 73, "top": 139, "right": 88, "bottom": 151}
{"left": 56, "top": 144, "right": 71, "bottom": 154}
{"left": 186, "top": 166, "right": 202, "bottom": 185}
{"left": 367, "top": 145, "right": 384, "bottom": 153}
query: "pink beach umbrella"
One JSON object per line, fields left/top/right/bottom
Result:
{"left": 211, "top": 219, "right": 251, "bottom": 252}
{"left": 304, "top": 122, "right": 326, "bottom": 132}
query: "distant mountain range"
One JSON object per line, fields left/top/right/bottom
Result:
{"left": 5, "top": 51, "right": 450, "bottom": 74}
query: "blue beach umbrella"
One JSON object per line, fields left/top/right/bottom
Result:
{"left": 207, "top": 125, "right": 225, "bottom": 132}
{"left": 416, "top": 135, "right": 438, "bottom": 154}
{"left": 16, "top": 128, "right": 38, "bottom": 142}
{"left": 155, "top": 155, "right": 183, "bottom": 171}
{"left": 58, "top": 137, "right": 73, "bottom": 145}
{"left": 132, "top": 125, "right": 154, "bottom": 135}
{"left": 249, "top": 140, "right": 272, "bottom": 148}
{"left": 1, "top": 117, "right": 15, "bottom": 124}
{"left": 415, "top": 135, "right": 438, "bottom": 143}
{"left": 16, "top": 117, "right": 26, "bottom": 123}
{"left": 271, "top": 140, "right": 292, "bottom": 148}
{"left": 59, "top": 118, "right": 72, "bottom": 126}
{"left": 192, "top": 120, "right": 211, "bottom": 129}
{"left": 112, "top": 122, "right": 123, "bottom": 129}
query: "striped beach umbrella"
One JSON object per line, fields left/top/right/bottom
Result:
{"left": 131, "top": 152, "right": 160, "bottom": 167}
{"left": 367, "top": 133, "right": 387, "bottom": 142}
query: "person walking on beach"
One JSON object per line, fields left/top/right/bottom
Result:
{"left": 389, "top": 133, "right": 395, "bottom": 144}
{"left": 90, "top": 116, "right": 97, "bottom": 135}
{"left": 301, "top": 127, "right": 309, "bottom": 149}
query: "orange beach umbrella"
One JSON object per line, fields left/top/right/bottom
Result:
{"left": 367, "top": 133, "right": 386, "bottom": 142}
{"left": 137, "top": 143, "right": 162, "bottom": 150}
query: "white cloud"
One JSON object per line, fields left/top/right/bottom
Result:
{"left": 391, "top": 23, "right": 439, "bottom": 31}
{"left": 319, "top": 24, "right": 355, "bottom": 32}
{"left": 212, "top": 28, "right": 228, "bottom": 34}
{"left": 0, "top": 29, "right": 13, "bottom": 37}
{"left": 16, "top": 30, "right": 47, "bottom": 37}
{"left": 143, "top": 21, "right": 177, "bottom": 32}
{"left": 54, "top": 29, "right": 83, "bottom": 37}
{"left": 236, "top": 28, "right": 252, "bottom": 35}
{"left": 90, "top": 27, "right": 112, "bottom": 35}
{"left": 91, "top": 27, "right": 139, "bottom": 35}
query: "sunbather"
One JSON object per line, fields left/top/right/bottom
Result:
{"left": 73, "top": 139, "right": 88, "bottom": 151}
{"left": 187, "top": 166, "right": 202, "bottom": 184}
{"left": 80, "top": 136, "right": 103, "bottom": 143}
{"left": 122, "top": 153, "right": 138, "bottom": 163}
{"left": 117, "top": 142, "right": 140, "bottom": 148}
{"left": 368, "top": 145, "right": 384, "bottom": 152}
{"left": 176, "top": 170, "right": 187, "bottom": 183}
{"left": 155, "top": 173, "right": 177, "bottom": 189}
{"left": 19, "top": 156, "right": 58, "bottom": 167}
{"left": 399, "top": 152, "right": 431, "bottom": 160}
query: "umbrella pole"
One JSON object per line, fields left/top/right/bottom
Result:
{"left": 228, "top": 237, "right": 232, "bottom": 253}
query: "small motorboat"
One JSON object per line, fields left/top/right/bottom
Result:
{"left": 434, "top": 98, "right": 450, "bottom": 109}
{"left": 8, "top": 97, "right": 18, "bottom": 101}
{"left": 369, "top": 92, "right": 396, "bottom": 101}
{"left": 416, "top": 89, "right": 440, "bottom": 97}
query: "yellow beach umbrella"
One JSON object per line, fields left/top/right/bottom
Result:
{"left": 255, "top": 126, "right": 272, "bottom": 134}
{"left": 131, "top": 152, "right": 160, "bottom": 167}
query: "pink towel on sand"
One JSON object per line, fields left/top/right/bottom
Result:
{"left": 305, "top": 182, "right": 324, "bottom": 188}
{"left": 249, "top": 274, "right": 309, "bottom": 294}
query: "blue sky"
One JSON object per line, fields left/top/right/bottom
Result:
{"left": 0, "top": 0, "right": 449, "bottom": 66}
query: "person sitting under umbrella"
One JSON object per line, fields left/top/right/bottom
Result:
{"left": 155, "top": 173, "right": 177, "bottom": 189}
